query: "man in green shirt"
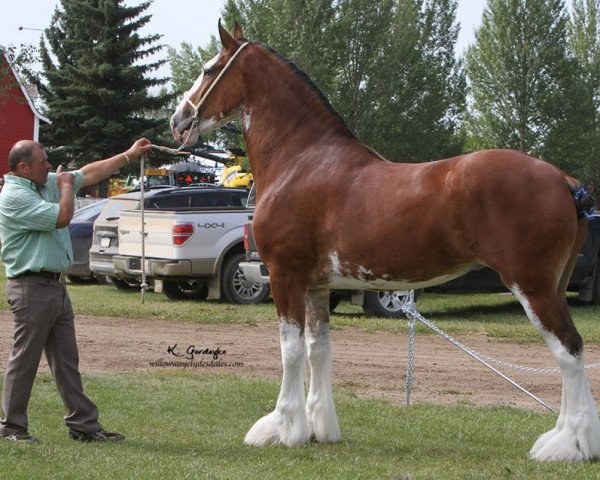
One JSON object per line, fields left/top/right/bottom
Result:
{"left": 0, "top": 138, "right": 151, "bottom": 443}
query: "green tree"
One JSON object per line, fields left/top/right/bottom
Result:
{"left": 0, "top": 44, "right": 38, "bottom": 106}
{"left": 221, "top": 0, "right": 465, "bottom": 162}
{"left": 223, "top": 0, "right": 339, "bottom": 97}
{"left": 464, "top": 0, "right": 579, "bottom": 172}
{"left": 567, "top": 0, "right": 600, "bottom": 184}
{"left": 37, "top": 0, "right": 171, "bottom": 181}
{"left": 330, "top": 0, "right": 396, "bottom": 136}
{"left": 360, "top": 0, "right": 465, "bottom": 161}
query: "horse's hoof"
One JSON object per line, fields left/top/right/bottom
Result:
{"left": 530, "top": 426, "right": 600, "bottom": 462}
{"left": 245, "top": 410, "right": 310, "bottom": 447}
{"left": 307, "top": 404, "right": 341, "bottom": 443}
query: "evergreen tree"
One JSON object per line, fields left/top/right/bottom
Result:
{"left": 37, "top": 0, "right": 171, "bottom": 179}
{"left": 464, "top": 0, "right": 580, "bottom": 173}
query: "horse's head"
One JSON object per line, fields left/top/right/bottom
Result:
{"left": 171, "top": 21, "right": 248, "bottom": 145}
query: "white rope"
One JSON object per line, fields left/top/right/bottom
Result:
{"left": 139, "top": 153, "right": 148, "bottom": 303}
{"left": 405, "top": 290, "right": 417, "bottom": 406}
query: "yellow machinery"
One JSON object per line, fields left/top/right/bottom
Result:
{"left": 108, "top": 168, "right": 175, "bottom": 196}
{"left": 221, "top": 164, "right": 253, "bottom": 188}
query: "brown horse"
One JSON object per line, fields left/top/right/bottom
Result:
{"left": 171, "top": 22, "right": 600, "bottom": 461}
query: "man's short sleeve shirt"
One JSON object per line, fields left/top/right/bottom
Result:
{"left": 0, "top": 171, "right": 84, "bottom": 278}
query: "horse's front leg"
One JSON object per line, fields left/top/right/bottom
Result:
{"left": 244, "top": 277, "right": 310, "bottom": 446}
{"left": 305, "top": 288, "right": 340, "bottom": 443}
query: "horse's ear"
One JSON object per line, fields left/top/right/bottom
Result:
{"left": 218, "top": 19, "right": 237, "bottom": 51}
{"left": 233, "top": 22, "right": 243, "bottom": 40}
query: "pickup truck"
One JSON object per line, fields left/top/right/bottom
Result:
{"left": 112, "top": 186, "right": 270, "bottom": 304}
{"left": 429, "top": 212, "right": 600, "bottom": 302}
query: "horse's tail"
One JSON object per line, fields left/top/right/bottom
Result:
{"left": 565, "top": 175, "right": 596, "bottom": 219}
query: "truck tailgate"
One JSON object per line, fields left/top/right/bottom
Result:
{"left": 118, "top": 209, "right": 249, "bottom": 260}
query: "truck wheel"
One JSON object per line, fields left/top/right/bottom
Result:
{"left": 362, "top": 290, "right": 412, "bottom": 318}
{"left": 329, "top": 291, "right": 342, "bottom": 312}
{"left": 221, "top": 253, "right": 270, "bottom": 304}
{"left": 163, "top": 280, "right": 208, "bottom": 301}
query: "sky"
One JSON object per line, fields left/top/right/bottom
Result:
{"left": 0, "top": 0, "right": 489, "bottom": 78}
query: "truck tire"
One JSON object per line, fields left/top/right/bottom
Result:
{"left": 163, "top": 280, "right": 208, "bottom": 301}
{"left": 221, "top": 253, "right": 270, "bottom": 304}
{"left": 362, "top": 290, "right": 412, "bottom": 318}
{"left": 329, "top": 291, "right": 342, "bottom": 312}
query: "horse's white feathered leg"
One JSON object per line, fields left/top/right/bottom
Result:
{"left": 513, "top": 286, "right": 600, "bottom": 461}
{"left": 305, "top": 289, "right": 340, "bottom": 443}
{"left": 245, "top": 319, "right": 310, "bottom": 446}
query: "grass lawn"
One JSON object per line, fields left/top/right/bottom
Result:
{"left": 1, "top": 269, "right": 600, "bottom": 477}
{"left": 1, "top": 372, "right": 598, "bottom": 480}
{"left": 33, "top": 276, "right": 600, "bottom": 344}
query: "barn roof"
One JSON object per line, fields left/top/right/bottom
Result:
{"left": 1, "top": 47, "right": 50, "bottom": 124}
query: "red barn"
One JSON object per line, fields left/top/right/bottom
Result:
{"left": 0, "top": 49, "right": 50, "bottom": 175}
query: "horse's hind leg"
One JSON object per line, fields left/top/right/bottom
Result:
{"left": 305, "top": 289, "right": 340, "bottom": 443}
{"left": 244, "top": 276, "right": 310, "bottom": 447}
{"left": 511, "top": 286, "right": 600, "bottom": 461}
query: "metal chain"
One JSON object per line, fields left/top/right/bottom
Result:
{"left": 178, "top": 118, "right": 198, "bottom": 151}
{"left": 401, "top": 298, "right": 600, "bottom": 374}
{"left": 139, "top": 154, "right": 148, "bottom": 303}
{"left": 400, "top": 295, "right": 557, "bottom": 412}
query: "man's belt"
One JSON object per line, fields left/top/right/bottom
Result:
{"left": 10, "top": 271, "right": 62, "bottom": 280}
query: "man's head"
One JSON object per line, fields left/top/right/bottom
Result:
{"left": 8, "top": 140, "right": 51, "bottom": 185}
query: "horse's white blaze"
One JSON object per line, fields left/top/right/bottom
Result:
{"left": 244, "top": 320, "right": 310, "bottom": 446}
{"left": 305, "top": 293, "right": 340, "bottom": 443}
{"left": 171, "top": 53, "right": 222, "bottom": 140}
{"left": 512, "top": 285, "right": 600, "bottom": 461}
{"left": 204, "top": 53, "right": 220, "bottom": 71}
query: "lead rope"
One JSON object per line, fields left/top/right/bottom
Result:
{"left": 140, "top": 153, "right": 148, "bottom": 303}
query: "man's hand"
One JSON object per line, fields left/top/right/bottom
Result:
{"left": 56, "top": 165, "right": 75, "bottom": 190}
{"left": 55, "top": 165, "right": 75, "bottom": 228}
{"left": 124, "top": 138, "right": 153, "bottom": 163}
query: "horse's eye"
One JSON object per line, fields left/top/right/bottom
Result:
{"left": 204, "top": 68, "right": 215, "bottom": 77}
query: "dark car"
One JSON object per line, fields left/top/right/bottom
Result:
{"left": 430, "top": 212, "right": 600, "bottom": 303}
{"left": 66, "top": 199, "right": 109, "bottom": 283}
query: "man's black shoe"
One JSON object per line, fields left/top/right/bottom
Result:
{"left": 69, "top": 428, "right": 124, "bottom": 443}
{"left": 2, "top": 431, "right": 40, "bottom": 443}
